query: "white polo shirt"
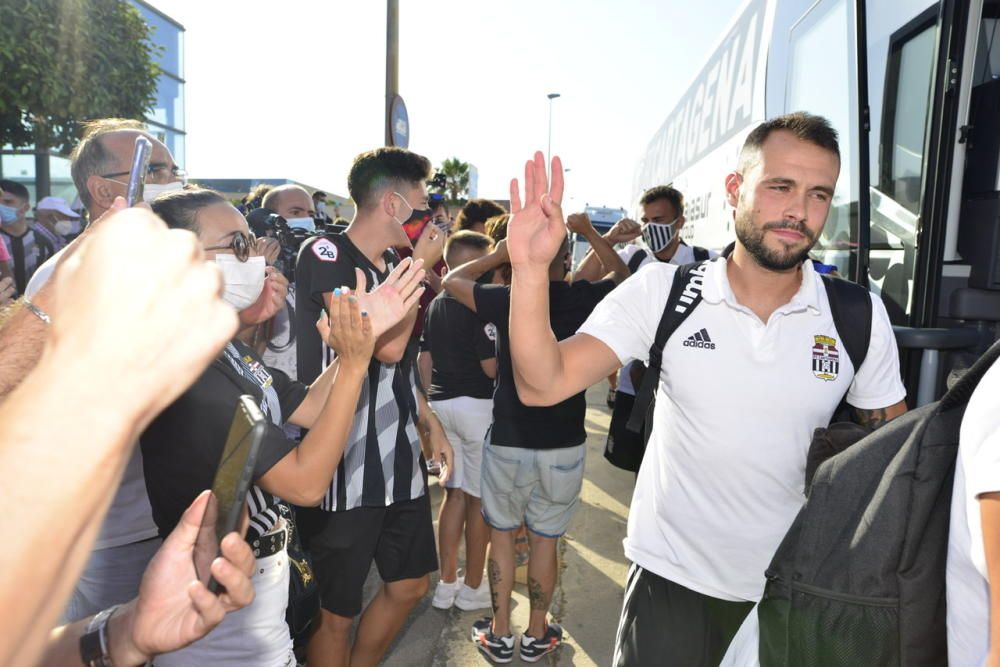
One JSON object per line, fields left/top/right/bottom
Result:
{"left": 615, "top": 243, "right": 719, "bottom": 396}
{"left": 578, "top": 258, "right": 905, "bottom": 601}
{"left": 946, "top": 357, "right": 1000, "bottom": 667}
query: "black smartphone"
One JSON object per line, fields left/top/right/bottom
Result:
{"left": 125, "top": 136, "right": 153, "bottom": 207}
{"left": 193, "top": 395, "right": 266, "bottom": 592}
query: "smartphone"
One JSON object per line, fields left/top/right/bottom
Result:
{"left": 125, "top": 136, "right": 153, "bottom": 207}
{"left": 193, "top": 395, "right": 267, "bottom": 592}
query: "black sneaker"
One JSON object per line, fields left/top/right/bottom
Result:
{"left": 471, "top": 617, "right": 514, "bottom": 664}
{"left": 519, "top": 623, "right": 563, "bottom": 663}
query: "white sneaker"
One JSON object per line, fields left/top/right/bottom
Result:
{"left": 455, "top": 579, "right": 492, "bottom": 611}
{"left": 432, "top": 579, "right": 461, "bottom": 609}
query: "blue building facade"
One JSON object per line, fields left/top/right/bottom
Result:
{"left": 0, "top": 0, "right": 185, "bottom": 205}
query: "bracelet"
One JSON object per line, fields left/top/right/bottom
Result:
{"left": 23, "top": 298, "right": 51, "bottom": 325}
{"left": 79, "top": 604, "right": 120, "bottom": 667}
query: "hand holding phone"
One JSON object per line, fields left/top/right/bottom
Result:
{"left": 126, "top": 136, "right": 153, "bottom": 207}
{"left": 193, "top": 395, "right": 266, "bottom": 592}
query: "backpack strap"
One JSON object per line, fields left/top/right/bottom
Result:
{"left": 821, "top": 275, "right": 872, "bottom": 375}
{"left": 692, "top": 246, "right": 710, "bottom": 262}
{"left": 627, "top": 249, "right": 649, "bottom": 274}
{"left": 626, "top": 260, "right": 711, "bottom": 434}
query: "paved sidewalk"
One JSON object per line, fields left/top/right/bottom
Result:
{"left": 368, "top": 383, "right": 636, "bottom": 666}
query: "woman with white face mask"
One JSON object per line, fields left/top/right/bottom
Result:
{"left": 138, "top": 188, "right": 427, "bottom": 667}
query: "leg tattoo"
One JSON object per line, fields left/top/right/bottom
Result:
{"left": 488, "top": 557, "right": 502, "bottom": 615}
{"left": 527, "top": 576, "right": 551, "bottom": 612}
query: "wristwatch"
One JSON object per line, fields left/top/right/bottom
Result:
{"left": 79, "top": 604, "right": 119, "bottom": 667}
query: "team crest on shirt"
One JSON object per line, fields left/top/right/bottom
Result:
{"left": 811, "top": 335, "right": 839, "bottom": 381}
{"left": 484, "top": 323, "right": 497, "bottom": 342}
{"left": 312, "top": 238, "right": 338, "bottom": 262}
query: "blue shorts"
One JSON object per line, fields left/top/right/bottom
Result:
{"left": 480, "top": 438, "right": 586, "bottom": 538}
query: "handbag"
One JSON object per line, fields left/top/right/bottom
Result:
{"left": 279, "top": 504, "right": 321, "bottom": 648}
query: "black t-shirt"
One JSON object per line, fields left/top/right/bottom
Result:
{"left": 140, "top": 340, "right": 307, "bottom": 540}
{"left": 473, "top": 279, "right": 617, "bottom": 450}
{"left": 421, "top": 291, "right": 496, "bottom": 401}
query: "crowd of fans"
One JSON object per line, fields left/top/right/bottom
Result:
{"left": 1, "top": 110, "right": 998, "bottom": 667}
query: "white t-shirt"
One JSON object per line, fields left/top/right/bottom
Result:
{"left": 28, "top": 249, "right": 159, "bottom": 549}
{"left": 615, "top": 243, "right": 718, "bottom": 396}
{"left": 947, "top": 357, "right": 1000, "bottom": 667}
{"left": 578, "top": 258, "right": 905, "bottom": 600}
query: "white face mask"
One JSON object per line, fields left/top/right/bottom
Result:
{"left": 285, "top": 216, "right": 316, "bottom": 233}
{"left": 642, "top": 218, "right": 678, "bottom": 253}
{"left": 54, "top": 220, "right": 74, "bottom": 236}
{"left": 316, "top": 201, "right": 327, "bottom": 214}
{"left": 142, "top": 180, "right": 184, "bottom": 203}
{"left": 215, "top": 255, "right": 266, "bottom": 310}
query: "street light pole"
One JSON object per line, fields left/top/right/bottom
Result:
{"left": 547, "top": 92, "right": 560, "bottom": 177}
{"left": 385, "top": 0, "right": 399, "bottom": 147}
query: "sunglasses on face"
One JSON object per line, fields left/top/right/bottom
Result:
{"left": 205, "top": 231, "right": 257, "bottom": 262}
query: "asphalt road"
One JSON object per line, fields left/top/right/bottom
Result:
{"left": 363, "top": 382, "right": 636, "bottom": 666}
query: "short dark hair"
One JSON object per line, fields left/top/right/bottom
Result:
{"left": 639, "top": 185, "right": 684, "bottom": 217}
{"left": 454, "top": 199, "right": 506, "bottom": 233}
{"left": 737, "top": 112, "right": 840, "bottom": 173}
{"left": 150, "top": 187, "right": 229, "bottom": 233}
{"left": 347, "top": 147, "right": 432, "bottom": 210}
{"left": 444, "top": 230, "right": 493, "bottom": 267}
{"left": 313, "top": 190, "right": 326, "bottom": 200}
{"left": 69, "top": 118, "right": 148, "bottom": 211}
{"left": 0, "top": 179, "right": 29, "bottom": 202}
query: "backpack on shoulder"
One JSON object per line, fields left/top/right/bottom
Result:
{"left": 618, "top": 259, "right": 873, "bottom": 461}
{"left": 758, "top": 337, "right": 1000, "bottom": 666}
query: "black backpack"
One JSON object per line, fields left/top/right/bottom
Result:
{"left": 758, "top": 337, "right": 1000, "bottom": 666}
{"left": 626, "top": 260, "right": 874, "bottom": 445}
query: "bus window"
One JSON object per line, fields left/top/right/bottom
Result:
{"left": 785, "top": 0, "right": 860, "bottom": 277}
{"left": 872, "top": 15, "right": 939, "bottom": 323}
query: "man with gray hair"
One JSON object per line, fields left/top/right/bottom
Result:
{"left": 26, "top": 118, "right": 187, "bottom": 622}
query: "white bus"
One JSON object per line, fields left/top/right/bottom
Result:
{"left": 634, "top": 0, "right": 1000, "bottom": 404}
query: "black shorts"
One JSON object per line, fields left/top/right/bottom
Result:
{"left": 613, "top": 564, "right": 754, "bottom": 667}
{"left": 301, "top": 494, "right": 438, "bottom": 618}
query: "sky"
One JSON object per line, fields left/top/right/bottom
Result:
{"left": 147, "top": 0, "right": 746, "bottom": 211}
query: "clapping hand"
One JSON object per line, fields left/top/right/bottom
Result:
{"left": 324, "top": 288, "right": 375, "bottom": 370}
{"left": 507, "top": 152, "right": 567, "bottom": 274}
{"left": 352, "top": 257, "right": 426, "bottom": 337}
{"left": 238, "top": 268, "right": 289, "bottom": 327}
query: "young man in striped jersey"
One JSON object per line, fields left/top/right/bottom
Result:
{"left": 295, "top": 147, "right": 451, "bottom": 667}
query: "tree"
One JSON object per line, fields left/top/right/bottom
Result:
{"left": 438, "top": 157, "right": 471, "bottom": 204}
{"left": 0, "top": 0, "right": 161, "bottom": 196}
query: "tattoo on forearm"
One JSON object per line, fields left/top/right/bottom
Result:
{"left": 527, "top": 576, "right": 551, "bottom": 612}
{"left": 488, "top": 558, "right": 501, "bottom": 615}
{"left": 853, "top": 406, "right": 890, "bottom": 430}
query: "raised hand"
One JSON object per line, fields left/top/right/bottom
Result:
{"left": 606, "top": 217, "right": 641, "bottom": 244}
{"left": 255, "top": 237, "right": 281, "bottom": 266}
{"left": 412, "top": 220, "right": 445, "bottom": 267}
{"left": 507, "top": 151, "right": 566, "bottom": 274}
{"left": 238, "top": 267, "right": 288, "bottom": 327}
{"left": 566, "top": 212, "right": 596, "bottom": 237}
{"left": 48, "top": 208, "right": 237, "bottom": 428}
{"left": 325, "top": 288, "right": 375, "bottom": 369}
{"left": 352, "top": 257, "right": 426, "bottom": 337}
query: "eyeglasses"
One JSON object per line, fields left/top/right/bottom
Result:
{"left": 100, "top": 163, "right": 188, "bottom": 186}
{"left": 205, "top": 231, "right": 256, "bottom": 262}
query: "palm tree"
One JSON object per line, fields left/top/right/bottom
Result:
{"left": 439, "top": 157, "right": 471, "bottom": 204}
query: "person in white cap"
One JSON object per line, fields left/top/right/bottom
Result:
{"left": 35, "top": 196, "right": 82, "bottom": 244}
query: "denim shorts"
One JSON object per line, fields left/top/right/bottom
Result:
{"left": 480, "top": 438, "right": 586, "bottom": 538}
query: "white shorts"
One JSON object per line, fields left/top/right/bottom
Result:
{"left": 430, "top": 396, "right": 493, "bottom": 498}
{"left": 153, "top": 524, "right": 294, "bottom": 667}
{"left": 62, "top": 537, "right": 161, "bottom": 623}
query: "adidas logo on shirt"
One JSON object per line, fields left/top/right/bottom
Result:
{"left": 683, "top": 328, "right": 716, "bottom": 350}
